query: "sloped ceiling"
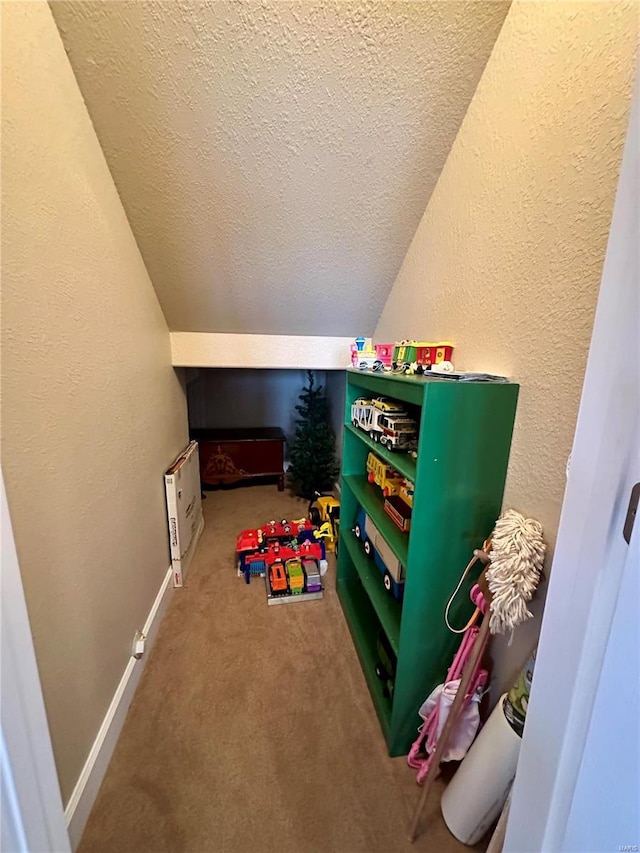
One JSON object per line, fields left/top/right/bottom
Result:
{"left": 51, "top": 1, "right": 509, "bottom": 335}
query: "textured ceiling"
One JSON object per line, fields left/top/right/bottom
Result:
{"left": 51, "top": 0, "right": 509, "bottom": 335}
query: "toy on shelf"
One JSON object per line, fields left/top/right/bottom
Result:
{"left": 398, "top": 479, "right": 414, "bottom": 508}
{"left": 384, "top": 494, "right": 412, "bottom": 533}
{"left": 236, "top": 517, "right": 327, "bottom": 584}
{"left": 308, "top": 492, "right": 340, "bottom": 553}
{"left": 354, "top": 507, "right": 405, "bottom": 600}
{"left": 350, "top": 338, "right": 394, "bottom": 372}
{"left": 392, "top": 341, "right": 455, "bottom": 375}
{"left": 366, "top": 452, "right": 403, "bottom": 497}
{"left": 351, "top": 397, "right": 418, "bottom": 452}
{"left": 370, "top": 462, "right": 414, "bottom": 532}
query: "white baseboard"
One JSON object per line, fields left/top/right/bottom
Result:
{"left": 64, "top": 566, "right": 174, "bottom": 849}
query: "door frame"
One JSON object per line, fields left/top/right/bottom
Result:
{"left": 1, "top": 473, "right": 70, "bottom": 852}
{"left": 505, "top": 70, "right": 639, "bottom": 851}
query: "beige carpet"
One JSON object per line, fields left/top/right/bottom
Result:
{"left": 79, "top": 486, "right": 484, "bottom": 853}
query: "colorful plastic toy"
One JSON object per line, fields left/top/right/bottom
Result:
{"left": 350, "top": 338, "right": 394, "bottom": 371}
{"left": 308, "top": 492, "right": 340, "bottom": 553}
{"left": 262, "top": 517, "right": 316, "bottom": 541}
{"left": 392, "top": 341, "right": 455, "bottom": 374}
{"left": 354, "top": 506, "right": 405, "bottom": 599}
{"left": 286, "top": 558, "right": 305, "bottom": 594}
{"left": 351, "top": 397, "right": 418, "bottom": 452}
{"left": 366, "top": 452, "right": 403, "bottom": 497}
{"left": 372, "top": 397, "right": 404, "bottom": 413}
{"left": 265, "top": 554, "right": 325, "bottom": 604}
{"left": 302, "top": 557, "right": 322, "bottom": 593}
{"left": 269, "top": 562, "right": 288, "bottom": 595}
{"left": 236, "top": 518, "right": 326, "bottom": 584}
{"left": 384, "top": 494, "right": 412, "bottom": 532}
{"left": 398, "top": 478, "right": 414, "bottom": 508}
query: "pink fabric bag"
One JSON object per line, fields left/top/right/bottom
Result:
{"left": 418, "top": 679, "right": 482, "bottom": 762}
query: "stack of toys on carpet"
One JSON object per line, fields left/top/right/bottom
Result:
{"left": 235, "top": 494, "right": 340, "bottom": 606}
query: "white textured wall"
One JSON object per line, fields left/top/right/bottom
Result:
{"left": 1, "top": 1, "right": 188, "bottom": 804}
{"left": 374, "top": 0, "right": 638, "bottom": 691}
{"left": 171, "top": 332, "right": 353, "bottom": 369}
{"left": 50, "top": 0, "right": 510, "bottom": 335}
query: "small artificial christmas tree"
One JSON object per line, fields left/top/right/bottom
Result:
{"left": 288, "top": 371, "right": 339, "bottom": 500}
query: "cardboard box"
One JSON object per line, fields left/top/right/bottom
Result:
{"left": 164, "top": 441, "right": 204, "bottom": 587}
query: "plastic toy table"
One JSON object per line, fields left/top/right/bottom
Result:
{"left": 191, "top": 427, "right": 286, "bottom": 490}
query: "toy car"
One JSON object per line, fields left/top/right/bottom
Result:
{"left": 371, "top": 397, "right": 405, "bottom": 413}
{"left": 392, "top": 341, "right": 455, "bottom": 374}
{"left": 269, "top": 562, "right": 288, "bottom": 595}
{"left": 350, "top": 338, "right": 394, "bottom": 371}
{"left": 351, "top": 398, "right": 418, "bottom": 452}
{"left": 366, "top": 452, "right": 403, "bottom": 497}
{"left": 384, "top": 494, "right": 412, "bottom": 532}
{"left": 302, "top": 557, "right": 322, "bottom": 593}
{"left": 286, "top": 558, "right": 305, "bottom": 594}
{"left": 354, "top": 507, "right": 405, "bottom": 600}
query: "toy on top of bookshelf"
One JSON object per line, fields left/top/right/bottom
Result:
{"left": 392, "top": 341, "right": 455, "bottom": 375}
{"left": 349, "top": 338, "right": 457, "bottom": 375}
{"left": 350, "top": 338, "right": 394, "bottom": 371}
{"left": 391, "top": 341, "right": 454, "bottom": 375}
{"left": 351, "top": 397, "right": 418, "bottom": 453}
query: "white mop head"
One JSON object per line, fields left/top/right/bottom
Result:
{"left": 487, "top": 509, "right": 546, "bottom": 635}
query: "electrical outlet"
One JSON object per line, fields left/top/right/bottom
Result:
{"left": 132, "top": 630, "right": 146, "bottom": 660}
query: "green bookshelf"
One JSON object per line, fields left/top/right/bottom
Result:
{"left": 337, "top": 368, "right": 519, "bottom": 756}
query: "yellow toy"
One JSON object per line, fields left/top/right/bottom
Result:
{"left": 308, "top": 493, "right": 340, "bottom": 553}
{"left": 366, "top": 452, "right": 403, "bottom": 498}
{"left": 398, "top": 478, "right": 415, "bottom": 508}
{"left": 313, "top": 521, "right": 334, "bottom": 541}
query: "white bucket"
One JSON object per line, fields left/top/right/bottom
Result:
{"left": 441, "top": 695, "right": 521, "bottom": 845}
